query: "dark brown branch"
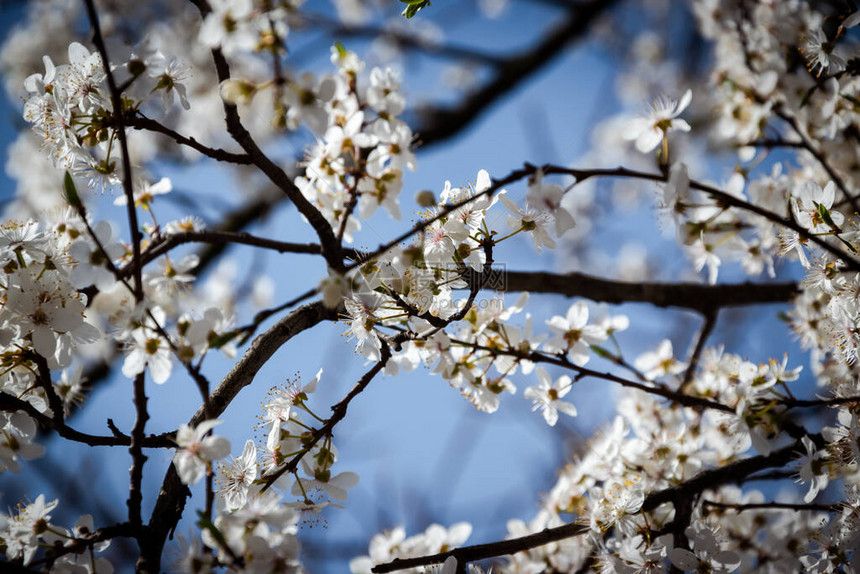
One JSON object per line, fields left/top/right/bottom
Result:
{"left": 194, "top": 21, "right": 345, "bottom": 273}
{"left": 749, "top": 137, "right": 804, "bottom": 149}
{"left": 372, "top": 440, "right": 803, "bottom": 572}
{"left": 356, "top": 162, "right": 860, "bottom": 279}
{"left": 783, "top": 395, "right": 860, "bottom": 408}
{"left": 82, "top": 0, "right": 143, "bottom": 302}
{"left": 703, "top": 500, "right": 836, "bottom": 513}
{"left": 128, "top": 371, "right": 148, "bottom": 526}
{"left": 139, "top": 301, "right": 336, "bottom": 572}
{"left": 415, "top": 0, "right": 618, "bottom": 148}
{"left": 446, "top": 338, "right": 735, "bottom": 413}
{"left": 0, "top": 392, "right": 172, "bottom": 448}
{"left": 681, "top": 309, "right": 718, "bottom": 390}
{"left": 31, "top": 353, "right": 64, "bottom": 424}
{"left": 125, "top": 113, "right": 253, "bottom": 164}
{"left": 83, "top": 0, "right": 149, "bottom": 531}
{"left": 33, "top": 522, "right": 143, "bottom": 568}
{"left": 467, "top": 269, "right": 797, "bottom": 313}
{"left": 137, "top": 231, "right": 326, "bottom": 266}
{"left": 372, "top": 522, "right": 590, "bottom": 573}
{"left": 545, "top": 164, "right": 860, "bottom": 270}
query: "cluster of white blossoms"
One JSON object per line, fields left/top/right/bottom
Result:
{"left": 0, "top": 217, "right": 99, "bottom": 473}
{"left": 0, "top": 495, "right": 113, "bottom": 571}
{"left": 7, "top": 0, "right": 860, "bottom": 572}
{"left": 22, "top": 41, "right": 191, "bottom": 190}
{"left": 280, "top": 45, "right": 417, "bottom": 241}
{"left": 350, "top": 522, "right": 472, "bottom": 574}
{"left": 175, "top": 486, "right": 303, "bottom": 574}
{"left": 169, "top": 369, "right": 363, "bottom": 572}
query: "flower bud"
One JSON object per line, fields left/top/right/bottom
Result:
{"left": 127, "top": 58, "right": 146, "bottom": 77}
{"left": 415, "top": 189, "right": 436, "bottom": 207}
{"left": 219, "top": 78, "right": 257, "bottom": 105}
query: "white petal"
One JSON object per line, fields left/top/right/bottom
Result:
{"left": 677, "top": 89, "right": 692, "bottom": 114}
{"left": 554, "top": 208, "right": 576, "bottom": 236}
{"left": 201, "top": 435, "right": 231, "bottom": 461}
{"left": 476, "top": 169, "right": 491, "bottom": 193}
{"left": 669, "top": 548, "right": 700, "bottom": 570}
{"left": 636, "top": 129, "right": 663, "bottom": 153}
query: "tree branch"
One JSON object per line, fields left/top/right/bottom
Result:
{"left": 414, "top": 0, "right": 619, "bottom": 148}
{"left": 702, "top": 500, "right": 835, "bottom": 513}
{"left": 139, "top": 301, "right": 336, "bottom": 572}
{"left": 467, "top": 269, "right": 797, "bottom": 312}
{"left": 189, "top": 0, "right": 345, "bottom": 272}
{"left": 261, "top": 343, "right": 392, "bottom": 488}
{"left": 0, "top": 392, "right": 172, "bottom": 448}
{"left": 125, "top": 113, "right": 253, "bottom": 164}
{"left": 372, "top": 440, "right": 803, "bottom": 572}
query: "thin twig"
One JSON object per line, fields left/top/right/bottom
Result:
{"left": 0, "top": 392, "right": 173, "bottom": 448}
{"left": 681, "top": 309, "right": 718, "bottom": 391}
{"left": 82, "top": 0, "right": 149, "bottom": 530}
{"left": 261, "top": 343, "right": 392, "bottom": 488}
{"left": 125, "top": 113, "right": 252, "bottom": 164}
{"left": 776, "top": 109, "right": 860, "bottom": 213}
{"left": 446, "top": 338, "right": 735, "bottom": 413}
{"left": 703, "top": 500, "right": 836, "bottom": 513}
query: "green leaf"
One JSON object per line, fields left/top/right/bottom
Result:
{"left": 400, "top": 0, "right": 430, "bottom": 18}
{"left": 196, "top": 511, "right": 230, "bottom": 552}
{"left": 814, "top": 201, "right": 842, "bottom": 233}
{"left": 63, "top": 171, "right": 83, "bottom": 211}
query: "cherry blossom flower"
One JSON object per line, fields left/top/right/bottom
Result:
{"left": 669, "top": 524, "right": 741, "bottom": 573}
{"left": 2, "top": 494, "right": 58, "bottom": 564}
{"left": 367, "top": 67, "right": 406, "bottom": 116}
{"left": 292, "top": 470, "right": 359, "bottom": 503}
{"left": 524, "top": 368, "right": 577, "bottom": 426}
{"left": 589, "top": 479, "right": 645, "bottom": 536}
{"left": 792, "top": 181, "right": 843, "bottom": 235}
{"left": 544, "top": 301, "right": 606, "bottom": 365}
{"left": 198, "top": 0, "right": 258, "bottom": 56}
{"left": 67, "top": 219, "right": 125, "bottom": 290}
{"left": 218, "top": 439, "right": 258, "bottom": 511}
{"left": 802, "top": 28, "right": 846, "bottom": 77}
{"left": 121, "top": 326, "right": 173, "bottom": 384}
{"left": 263, "top": 369, "right": 322, "bottom": 450}
{"left": 797, "top": 435, "right": 829, "bottom": 503}
{"left": 498, "top": 191, "right": 556, "bottom": 251}
{"left": 114, "top": 176, "right": 173, "bottom": 209}
{"left": 4, "top": 267, "right": 100, "bottom": 366}
{"left": 0, "top": 412, "right": 45, "bottom": 472}
{"left": 173, "top": 419, "right": 231, "bottom": 485}
{"left": 624, "top": 89, "right": 692, "bottom": 153}
{"left": 145, "top": 50, "right": 191, "bottom": 110}
{"left": 57, "top": 42, "right": 105, "bottom": 114}
{"left": 634, "top": 339, "right": 686, "bottom": 380}
{"left": 526, "top": 169, "right": 575, "bottom": 236}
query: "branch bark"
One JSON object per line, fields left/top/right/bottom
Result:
{"left": 138, "top": 301, "right": 336, "bottom": 573}
{"left": 467, "top": 269, "right": 798, "bottom": 312}
{"left": 372, "top": 440, "right": 802, "bottom": 573}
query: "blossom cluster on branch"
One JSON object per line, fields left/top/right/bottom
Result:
{"left": 2, "top": 0, "right": 860, "bottom": 573}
